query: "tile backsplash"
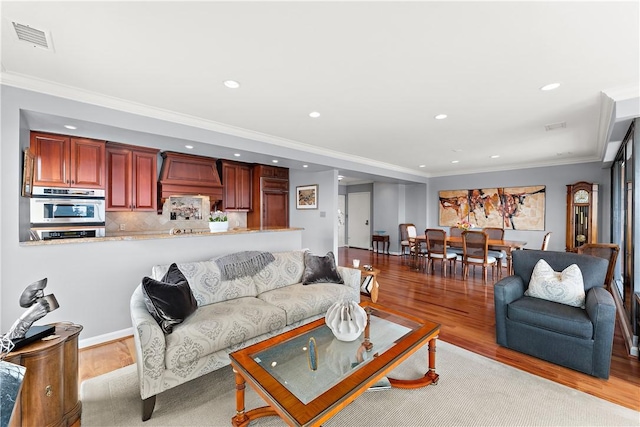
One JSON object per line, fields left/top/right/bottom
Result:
{"left": 105, "top": 197, "right": 246, "bottom": 235}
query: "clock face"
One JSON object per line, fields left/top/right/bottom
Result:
{"left": 574, "top": 189, "right": 589, "bottom": 204}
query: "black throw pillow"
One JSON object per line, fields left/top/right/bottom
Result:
{"left": 302, "top": 251, "right": 344, "bottom": 285}
{"left": 141, "top": 263, "right": 198, "bottom": 334}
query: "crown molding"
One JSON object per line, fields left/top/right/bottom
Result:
{"left": 1, "top": 71, "right": 430, "bottom": 180}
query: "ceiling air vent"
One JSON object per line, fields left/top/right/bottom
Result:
{"left": 12, "top": 22, "right": 53, "bottom": 51}
{"left": 544, "top": 122, "right": 567, "bottom": 132}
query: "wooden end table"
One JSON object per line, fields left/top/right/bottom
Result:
{"left": 4, "top": 322, "right": 82, "bottom": 427}
{"left": 372, "top": 234, "right": 390, "bottom": 254}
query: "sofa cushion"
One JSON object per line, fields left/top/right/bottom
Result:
{"left": 165, "top": 297, "right": 287, "bottom": 372}
{"left": 152, "top": 260, "right": 258, "bottom": 306}
{"left": 525, "top": 259, "right": 585, "bottom": 308}
{"left": 142, "top": 263, "right": 198, "bottom": 334}
{"left": 302, "top": 251, "right": 344, "bottom": 285}
{"left": 254, "top": 250, "right": 305, "bottom": 294}
{"left": 258, "top": 282, "right": 356, "bottom": 325}
{"left": 508, "top": 296, "right": 593, "bottom": 339}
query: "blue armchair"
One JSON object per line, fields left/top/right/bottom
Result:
{"left": 494, "top": 250, "right": 615, "bottom": 378}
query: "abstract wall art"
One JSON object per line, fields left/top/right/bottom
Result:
{"left": 439, "top": 185, "right": 545, "bottom": 231}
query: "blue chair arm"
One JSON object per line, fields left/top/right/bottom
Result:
{"left": 493, "top": 275, "right": 526, "bottom": 346}
{"left": 585, "top": 287, "right": 616, "bottom": 378}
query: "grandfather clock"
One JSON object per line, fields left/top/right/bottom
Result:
{"left": 566, "top": 181, "right": 598, "bottom": 252}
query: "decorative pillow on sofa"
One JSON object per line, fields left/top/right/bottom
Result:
{"left": 142, "top": 263, "right": 198, "bottom": 334}
{"left": 302, "top": 251, "right": 344, "bottom": 285}
{"left": 525, "top": 259, "right": 586, "bottom": 308}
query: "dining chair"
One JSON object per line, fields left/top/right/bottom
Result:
{"left": 424, "top": 229, "right": 457, "bottom": 277}
{"left": 482, "top": 227, "right": 506, "bottom": 277}
{"left": 399, "top": 224, "right": 417, "bottom": 257}
{"left": 576, "top": 243, "right": 619, "bottom": 290}
{"left": 462, "top": 230, "right": 498, "bottom": 284}
{"left": 540, "top": 232, "right": 552, "bottom": 250}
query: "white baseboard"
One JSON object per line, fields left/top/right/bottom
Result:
{"left": 79, "top": 327, "right": 133, "bottom": 349}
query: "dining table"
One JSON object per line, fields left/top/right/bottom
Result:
{"left": 412, "top": 235, "right": 527, "bottom": 276}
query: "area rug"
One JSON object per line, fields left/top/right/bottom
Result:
{"left": 80, "top": 341, "right": 639, "bottom": 426}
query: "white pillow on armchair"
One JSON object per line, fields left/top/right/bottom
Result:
{"left": 525, "top": 259, "right": 585, "bottom": 308}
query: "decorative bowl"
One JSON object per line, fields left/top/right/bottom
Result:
{"left": 325, "top": 300, "right": 367, "bottom": 342}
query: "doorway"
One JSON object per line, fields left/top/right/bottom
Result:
{"left": 338, "top": 195, "right": 346, "bottom": 247}
{"left": 347, "top": 192, "right": 371, "bottom": 249}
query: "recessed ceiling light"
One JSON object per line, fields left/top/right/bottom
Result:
{"left": 435, "top": 114, "right": 448, "bottom": 120}
{"left": 223, "top": 80, "right": 240, "bottom": 89}
{"left": 451, "top": 160, "right": 459, "bottom": 164}
{"left": 490, "top": 155, "right": 500, "bottom": 159}
{"left": 302, "top": 164, "right": 308, "bottom": 168}
{"left": 185, "top": 145, "right": 194, "bottom": 149}
{"left": 309, "top": 111, "right": 321, "bottom": 118}
{"left": 540, "top": 83, "right": 560, "bottom": 91}
{"left": 272, "top": 159, "right": 278, "bottom": 163}
{"left": 64, "top": 125, "right": 77, "bottom": 130}
{"left": 338, "top": 175, "right": 344, "bottom": 181}
{"left": 233, "top": 153, "right": 241, "bottom": 157}
{"left": 419, "top": 165, "right": 426, "bottom": 168}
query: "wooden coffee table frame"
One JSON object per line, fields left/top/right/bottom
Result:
{"left": 229, "top": 301, "right": 440, "bottom": 427}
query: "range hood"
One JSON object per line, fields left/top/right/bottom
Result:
{"left": 158, "top": 151, "right": 223, "bottom": 211}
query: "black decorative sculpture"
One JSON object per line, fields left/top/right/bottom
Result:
{"left": 2, "top": 278, "right": 59, "bottom": 343}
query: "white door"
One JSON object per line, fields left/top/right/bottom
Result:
{"left": 347, "top": 192, "right": 371, "bottom": 249}
{"left": 338, "top": 195, "right": 346, "bottom": 247}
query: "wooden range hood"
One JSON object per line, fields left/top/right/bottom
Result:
{"left": 158, "top": 151, "right": 223, "bottom": 212}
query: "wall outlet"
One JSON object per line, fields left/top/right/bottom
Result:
{"left": 119, "top": 223, "right": 126, "bottom": 231}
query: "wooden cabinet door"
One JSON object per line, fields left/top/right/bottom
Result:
{"left": 132, "top": 150, "right": 157, "bottom": 211}
{"left": 263, "top": 190, "right": 289, "bottom": 227}
{"left": 19, "top": 344, "right": 64, "bottom": 427}
{"left": 70, "top": 137, "right": 105, "bottom": 188}
{"left": 222, "top": 163, "right": 238, "bottom": 210}
{"left": 237, "top": 164, "right": 252, "bottom": 210}
{"left": 31, "top": 132, "right": 69, "bottom": 187}
{"left": 221, "top": 162, "right": 252, "bottom": 211}
{"left": 106, "top": 146, "right": 132, "bottom": 211}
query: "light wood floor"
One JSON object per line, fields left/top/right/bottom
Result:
{"left": 78, "top": 247, "right": 640, "bottom": 411}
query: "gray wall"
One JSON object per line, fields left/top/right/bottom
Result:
{"left": 290, "top": 169, "right": 338, "bottom": 255}
{"left": 428, "top": 163, "right": 610, "bottom": 251}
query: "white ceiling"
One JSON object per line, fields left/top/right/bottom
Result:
{"left": 1, "top": 1, "right": 639, "bottom": 181}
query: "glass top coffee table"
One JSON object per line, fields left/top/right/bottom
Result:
{"left": 229, "top": 301, "right": 440, "bottom": 426}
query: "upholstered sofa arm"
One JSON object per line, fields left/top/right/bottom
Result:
{"left": 338, "top": 266, "right": 362, "bottom": 301}
{"left": 585, "top": 287, "right": 616, "bottom": 378}
{"left": 130, "top": 285, "right": 167, "bottom": 399}
{"left": 493, "top": 275, "right": 526, "bottom": 346}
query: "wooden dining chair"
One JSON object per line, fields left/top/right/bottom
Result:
{"left": 576, "top": 243, "right": 619, "bottom": 290}
{"left": 540, "top": 232, "right": 552, "bottom": 250}
{"left": 399, "top": 224, "right": 417, "bottom": 257}
{"left": 482, "top": 227, "right": 505, "bottom": 277}
{"left": 424, "top": 229, "right": 457, "bottom": 277}
{"left": 461, "top": 230, "right": 498, "bottom": 284}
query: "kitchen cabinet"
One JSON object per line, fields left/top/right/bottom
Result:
{"left": 248, "top": 165, "right": 289, "bottom": 228}
{"left": 31, "top": 132, "right": 105, "bottom": 189}
{"left": 219, "top": 160, "right": 252, "bottom": 211}
{"left": 106, "top": 143, "right": 159, "bottom": 211}
{"left": 5, "top": 323, "right": 82, "bottom": 427}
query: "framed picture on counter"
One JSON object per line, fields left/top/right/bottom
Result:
{"left": 296, "top": 184, "right": 318, "bottom": 209}
{"left": 21, "top": 148, "right": 34, "bottom": 197}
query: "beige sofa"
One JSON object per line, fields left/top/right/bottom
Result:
{"left": 130, "top": 249, "right": 361, "bottom": 420}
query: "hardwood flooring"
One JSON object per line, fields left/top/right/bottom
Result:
{"left": 78, "top": 247, "right": 640, "bottom": 412}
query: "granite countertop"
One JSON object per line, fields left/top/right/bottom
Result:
{"left": 20, "top": 227, "right": 303, "bottom": 246}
